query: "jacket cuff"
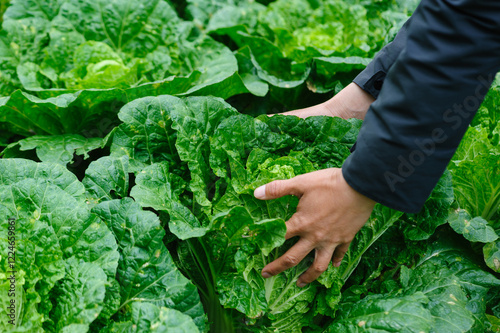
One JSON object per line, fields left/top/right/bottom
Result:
{"left": 353, "top": 70, "right": 387, "bottom": 99}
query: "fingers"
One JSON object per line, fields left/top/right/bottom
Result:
{"left": 332, "top": 242, "right": 350, "bottom": 267}
{"left": 284, "top": 214, "right": 302, "bottom": 240}
{"left": 297, "top": 247, "right": 335, "bottom": 287}
{"left": 261, "top": 239, "right": 314, "bottom": 278}
{"left": 261, "top": 237, "right": 351, "bottom": 286}
{"left": 254, "top": 178, "right": 302, "bottom": 200}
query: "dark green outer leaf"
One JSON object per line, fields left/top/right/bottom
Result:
{"left": 4, "top": 0, "right": 64, "bottom": 22}
{"left": 310, "top": 56, "right": 370, "bottom": 93}
{"left": 402, "top": 170, "right": 454, "bottom": 240}
{"left": 484, "top": 240, "right": 500, "bottom": 273}
{"left": 231, "top": 32, "right": 311, "bottom": 88}
{"left": 417, "top": 234, "right": 500, "bottom": 331}
{"left": 449, "top": 209, "right": 498, "bottom": 243}
{"left": 0, "top": 159, "right": 85, "bottom": 198}
{"left": 0, "top": 89, "right": 126, "bottom": 136}
{"left": 92, "top": 198, "right": 206, "bottom": 331}
{"left": 48, "top": 257, "right": 107, "bottom": 333}
{"left": 150, "top": 307, "right": 200, "bottom": 333}
{"left": 110, "top": 96, "right": 181, "bottom": 173}
{"left": 105, "top": 302, "right": 200, "bottom": 333}
{"left": 325, "top": 293, "right": 432, "bottom": 333}
{"left": 1, "top": 134, "right": 103, "bottom": 165}
{"left": 83, "top": 156, "right": 130, "bottom": 203}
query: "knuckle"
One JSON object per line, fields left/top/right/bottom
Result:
{"left": 266, "top": 181, "right": 283, "bottom": 197}
{"left": 310, "top": 229, "right": 328, "bottom": 244}
{"left": 310, "top": 231, "right": 325, "bottom": 243}
{"left": 343, "top": 237, "right": 354, "bottom": 244}
{"left": 283, "top": 255, "right": 300, "bottom": 267}
{"left": 333, "top": 236, "right": 353, "bottom": 245}
{"left": 288, "top": 215, "right": 304, "bottom": 232}
{"left": 313, "top": 263, "right": 328, "bottom": 273}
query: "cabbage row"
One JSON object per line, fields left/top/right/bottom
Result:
{"left": 0, "top": 0, "right": 498, "bottom": 332}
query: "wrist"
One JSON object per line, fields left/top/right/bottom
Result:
{"left": 324, "top": 83, "right": 375, "bottom": 120}
{"left": 336, "top": 167, "right": 377, "bottom": 210}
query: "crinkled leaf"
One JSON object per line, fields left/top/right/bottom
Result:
{"left": 166, "top": 95, "right": 237, "bottom": 208}
{"left": 0, "top": 164, "right": 119, "bottom": 276}
{"left": 451, "top": 153, "right": 500, "bottom": 224}
{"left": 48, "top": 257, "right": 107, "bottom": 333}
{"left": 0, "top": 268, "right": 44, "bottom": 333}
{"left": 0, "top": 179, "right": 90, "bottom": 251}
{"left": 449, "top": 209, "right": 498, "bottom": 243}
{"left": 450, "top": 125, "right": 493, "bottom": 165}
{"left": 416, "top": 235, "right": 500, "bottom": 331}
{"left": 92, "top": 198, "right": 206, "bottom": 331}
{"left": 150, "top": 307, "right": 200, "bottom": 333}
{"left": 231, "top": 31, "right": 311, "bottom": 88}
{"left": 130, "top": 162, "right": 207, "bottom": 239}
{"left": 83, "top": 156, "right": 130, "bottom": 203}
{"left": 110, "top": 96, "right": 181, "bottom": 173}
{"left": 0, "top": 214, "right": 64, "bottom": 331}
{"left": 210, "top": 114, "right": 295, "bottom": 180}
{"left": 95, "top": 278, "right": 121, "bottom": 326}
{"left": 105, "top": 302, "right": 200, "bottom": 333}
{"left": 68, "top": 214, "right": 119, "bottom": 278}
{"left": 484, "top": 240, "right": 500, "bottom": 273}
{"left": 211, "top": 206, "right": 286, "bottom": 258}
{"left": 0, "top": 159, "right": 85, "bottom": 199}
{"left": 401, "top": 170, "right": 454, "bottom": 240}
{"left": 325, "top": 293, "right": 432, "bottom": 333}
{"left": 186, "top": 0, "right": 258, "bottom": 28}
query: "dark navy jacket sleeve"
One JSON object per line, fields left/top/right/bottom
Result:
{"left": 353, "top": 16, "right": 412, "bottom": 99}
{"left": 342, "top": 0, "right": 500, "bottom": 213}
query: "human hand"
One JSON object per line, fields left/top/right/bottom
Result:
{"left": 254, "top": 168, "right": 376, "bottom": 287}
{"left": 276, "top": 83, "right": 375, "bottom": 119}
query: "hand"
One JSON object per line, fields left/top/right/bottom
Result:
{"left": 254, "top": 168, "right": 376, "bottom": 287}
{"left": 277, "top": 83, "right": 375, "bottom": 119}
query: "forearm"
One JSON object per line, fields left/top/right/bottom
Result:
{"left": 280, "top": 16, "right": 411, "bottom": 120}
{"left": 280, "top": 82, "right": 374, "bottom": 119}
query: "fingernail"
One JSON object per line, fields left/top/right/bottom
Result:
{"left": 262, "top": 271, "right": 271, "bottom": 278}
{"left": 297, "top": 282, "right": 306, "bottom": 288}
{"left": 254, "top": 185, "right": 266, "bottom": 199}
{"left": 333, "top": 261, "right": 341, "bottom": 267}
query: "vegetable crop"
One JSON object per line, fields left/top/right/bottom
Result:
{"left": 0, "top": 0, "right": 498, "bottom": 332}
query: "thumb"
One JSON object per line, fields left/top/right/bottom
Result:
{"left": 254, "top": 178, "right": 301, "bottom": 200}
